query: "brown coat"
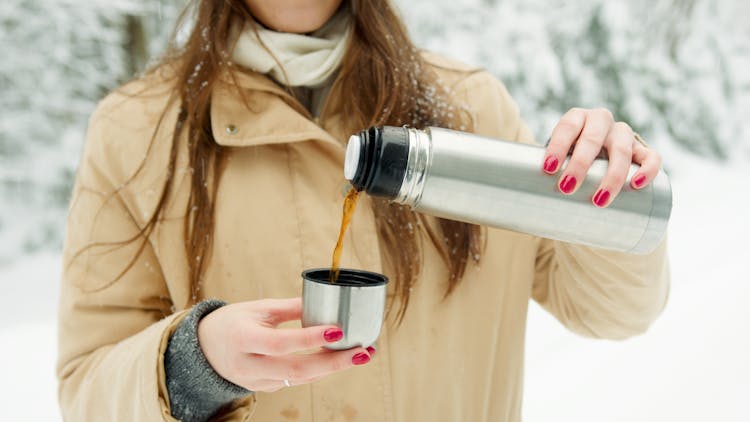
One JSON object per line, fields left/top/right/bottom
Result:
{"left": 57, "top": 53, "right": 669, "bottom": 421}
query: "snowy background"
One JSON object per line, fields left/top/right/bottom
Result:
{"left": 1, "top": 0, "right": 748, "bottom": 420}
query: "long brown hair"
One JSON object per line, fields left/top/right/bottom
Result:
{"left": 113, "top": 0, "right": 483, "bottom": 321}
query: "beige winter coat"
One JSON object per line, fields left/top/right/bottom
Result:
{"left": 57, "top": 53, "right": 669, "bottom": 421}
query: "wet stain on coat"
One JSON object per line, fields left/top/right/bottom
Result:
{"left": 280, "top": 405, "right": 299, "bottom": 419}
{"left": 342, "top": 404, "right": 358, "bottom": 421}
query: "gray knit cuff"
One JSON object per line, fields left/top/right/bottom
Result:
{"left": 165, "top": 299, "right": 252, "bottom": 422}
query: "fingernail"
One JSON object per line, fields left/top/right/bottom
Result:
{"left": 559, "top": 175, "right": 577, "bottom": 194}
{"left": 543, "top": 155, "right": 559, "bottom": 174}
{"left": 323, "top": 328, "right": 343, "bottom": 343}
{"left": 593, "top": 189, "right": 610, "bottom": 207}
{"left": 366, "top": 346, "right": 376, "bottom": 356}
{"left": 633, "top": 174, "right": 646, "bottom": 188}
{"left": 352, "top": 352, "right": 370, "bottom": 365}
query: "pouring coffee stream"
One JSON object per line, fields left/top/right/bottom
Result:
{"left": 329, "top": 187, "right": 360, "bottom": 282}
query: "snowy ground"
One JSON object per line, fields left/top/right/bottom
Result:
{"left": 1, "top": 150, "right": 748, "bottom": 421}
{"left": 0, "top": 252, "right": 61, "bottom": 421}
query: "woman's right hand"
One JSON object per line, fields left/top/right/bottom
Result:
{"left": 197, "top": 297, "right": 372, "bottom": 392}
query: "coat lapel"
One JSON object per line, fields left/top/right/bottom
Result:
{"left": 210, "top": 69, "right": 341, "bottom": 148}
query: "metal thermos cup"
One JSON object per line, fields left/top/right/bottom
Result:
{"left": 344, "top": 126, "right": 672, "bottom": 254}
{"left": 301, "top": 268, "right": 389, "bottom": 350}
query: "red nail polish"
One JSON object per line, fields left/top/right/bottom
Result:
{"left": 366, "top": 346, "right": 376, "bottom": 356}
{"left": 543, "top": 156, "right": 559, "bottom": 174}
{"left": 559, "top": 175, "right": 577, "bottom": 194}
{"left": 323, "top": 328, "right": 343, "bottom": 343}
{"left": 633, "top": 174, "right": 646, "bottom": 188}
{"left": 593, "top": 189, "right": 610, "bottom": 207}
{"left": 352, "top": 352, "right": 370, "bottom": 365}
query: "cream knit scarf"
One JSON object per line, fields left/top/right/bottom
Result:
{"left": 232, "top": 9, "right": 352, "bottom": 88}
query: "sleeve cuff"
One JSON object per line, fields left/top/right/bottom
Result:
{"left": 164, "top": 299, "right": 252, "bottom": 422}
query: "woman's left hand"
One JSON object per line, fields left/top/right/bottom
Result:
{"left": 541, "top": 107, "right": 662, "bottom": 208}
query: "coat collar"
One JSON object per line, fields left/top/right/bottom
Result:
{"left": 210, "top": 69, "right": 343, "bottom": 148}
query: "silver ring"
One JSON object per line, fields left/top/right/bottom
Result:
{"left": 283, "top": 379, "right": 291, "bottom": 388}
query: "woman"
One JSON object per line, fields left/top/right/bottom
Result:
{"left": 57, "top": 0, "right": 669, "bottom": 421}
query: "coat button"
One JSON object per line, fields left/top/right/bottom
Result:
{"left": 226, "top": 124, "right": 238, "bottom": 135}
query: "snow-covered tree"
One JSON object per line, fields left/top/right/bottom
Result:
{"left": 398, "top": 0, "right": 750, "bottom": 160}
{"left": 0, "top": 0, "right": 182, "bottom": 262}
{"left": 1, "top": 0, "right": 748, "bottom": 262}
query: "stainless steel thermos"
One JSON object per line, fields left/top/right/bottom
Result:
{"left": 344, "top": 126, "right": 672, "bottom": 254}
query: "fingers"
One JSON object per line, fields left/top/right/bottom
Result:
{"left": 243, "top": 347, "right": 371, "bottom": 387}
{"left": 232, "top": 347, "right": 370, "bottom": 391}
{"left": 240, "top": 324, "right": 344, "bottom": 355}
{"left": 246, "top": 346, "right": 375, "bottom": 392}
{"left": 630, "top": 141, "right": 662, "bottom": 189}
{"left": 543, "top": 108, "right": 587, "bottom": 174}
{"left": 250, "top": 375, "right": 328, "bottom": 393}
{"left": 543, "top": 108, "right": 661, "bottom": 207}
{"left": 557, "top": 108, "right": 614, "bottom": 194}
{"left": 592, "top": 122, "right": 633, "bottom": 207}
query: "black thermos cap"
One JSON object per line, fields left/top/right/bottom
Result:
{"left": 348, "top": 126, "right": 410, "bottom": 199}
